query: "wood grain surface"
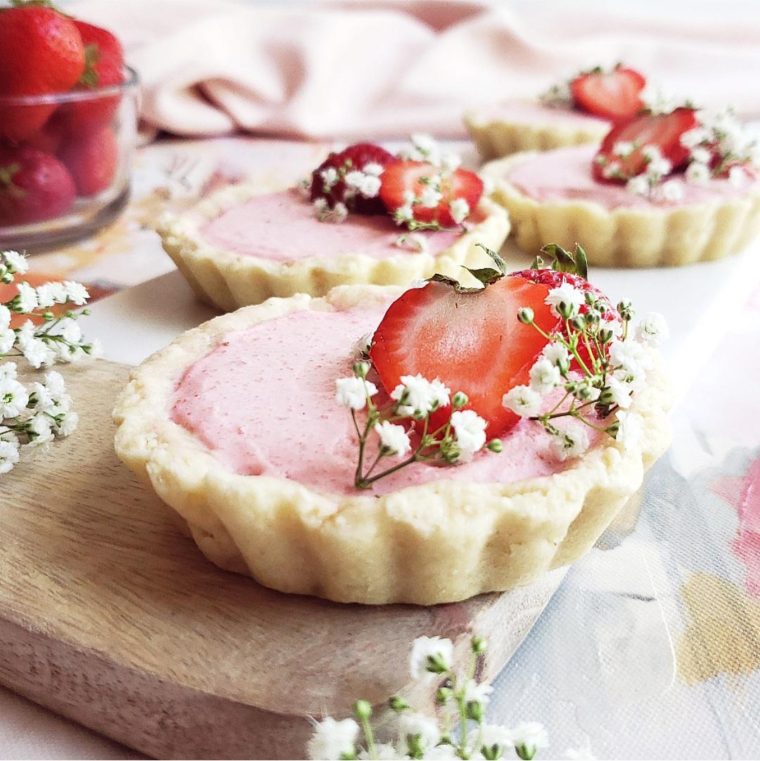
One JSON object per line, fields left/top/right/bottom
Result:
{"left": 0, "top": 361, "right": 563, "bottom": 759}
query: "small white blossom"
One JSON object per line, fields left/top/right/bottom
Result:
{"left": 603, "top": 376, "right": 633, "bottom": 409}
{"left": 0, "top": 304, "right": 11, "bottom": 330}
{"left": 307, "top": 717, "right": 359, "bottom": 761}
{"left": 609, "top": 338, "right": 649, "bottom": 376}
{"left": 335, "top": 376, "right": 377, "bottom": 410}
{"left": 0, "top": 361, "right": 17, "bottom": 381}
{"left": 463, "top": 679, "right": 493, "bottom": 706}
{"left": 685, "top": 161, "right": 710, "bottom": 186}
{"left": 545, "top": 283, "right": 585, "bottom": 318}
{"left": 449, "top": 198, "right": 470, "bottom": 224}
{"left": 363, "top": 162, "right": 384, "bottom": 177}
{"left": 646, "top": 157, "right": 673, "bottom": 179}
{"left": 612, "top": 141, "right": 635, "bottom": 158}
{"left": 510, "top": 722, "right": 549, "bottom": 757}
{"left": 1, "top": 250, "right": 28, "bottom": 274}
{"left": 344, "top": 169, "right": 382, "bottom": 199}
{"left": 636, "top": 312, "right": 669, "bottom": 346}
{"left": 640, "top": 85, "right": 678, "bottom": 115}
{"left": 658, "top": 180, "right": 684, "bottom": 202}
{"left": 58, "top": 318, "right": 82, "bottom": 344}
{"left": 690, "top": 146, "right": 712, "bottom": 165}
{"left": 35, "top": 282, "right": 68, "bottom": 308}
{"left": 398, "top": 713, "right": 440, "bottom": 755}
{"left": 55, "top": 410, "right": 79, "bottom": 437}
{"left": 529, "top": 357, "right": 562, "bottom": 393}
{"left": 0, "top": 439, "right": 20, "bottom": 474}
{"left": 15, "top": 282, "right": 38, "bottom": 313}
{"left": 626, "top": 175, "right": 650, "bottom": 197}
{"left": 419, "top": 183, "right": 442, "bottom": 209}
{"left": 17, "top": 330, "right": 55, "bottom": 369}
{"left": 25, "top": 413, "right": 53, "bottom": 447}
{"left": 375, "top": 421, "right": 411, "bottom": 458}
{"left": 680, "top": 127, "right": 709, "bottom": 150}
{"left": 394, "top": 233, "right": 429, "bottom": 254}
{"left": 450, "top": 409, "right": 487, "bottom": 460}
{"left": 502, "top": 385, "right": 542, "bottom": 418}
{"left": 409, "top": 636, "right": 453, "bottom": 679}
{"left": 44, "top": 370, "right": 66, "bottom": 398}
{"left": 0, "top": 328, "right": 14, "bottom": 354}
{"left": 729, "top": 165, "right": 749, "bottom": 187}
{"left": 359, "top": 744, "right": 402, "bottom": 760}
{"left": 614, "top": 410, "right": 643, "bottom": 448}
{"left": 0, "top": 377, "right": 29, "bottom": 418}
{"left": 550, "top": 424, "right": 590, "bottom": 461}
{"left": 601, "top": 160, "right": 622, "bottom": 179}
{"left": 479, "top": 724, "right": 514, "bottom": 753}
{"left": 542, "top": 342, "right": 570, "bottom": 369}
{"left": 320, "top": 167, "right": 339, "bottom": 189}
{"left": 63, "top": 281, "right": 89, "bottom": 306}
{"left": 641, "top": 144, "right": 663, "bottom": 163}
{"left": 392, "top": 375, "right": 449, "bottom": 417}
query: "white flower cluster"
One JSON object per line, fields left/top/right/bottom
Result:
{"left": 313, "top": 197, "right": 349, "bottom": 224}
{"left": 639, "top": 84, "right": 682, "bottom": 116}
{"left": 0, "top": 249, "right": 98, "bottom": 477}
{"left": 0, "top": 365, "right": 78, "bottom": 474}
{"left": 336, "top": 364, "right": 497, "bottom": 488}
{"left": 308, "top": 634, "right": 552, "bottom": 761}
{"left": 502, "top": 282, "right": 667, "bottom": 461}
{"left": 399, "top": 133, "right": 461, "bottom": 173}
{"left": 313, "top": 158, "right": 386, "bottom": 224}
{"left": 680, "top": 108, "right": 759, "bottom": 187}
{"left": 393, "top": 233, "right": 430, "bottom": 255}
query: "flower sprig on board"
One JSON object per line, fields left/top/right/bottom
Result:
{"left": 336, "top": 365, "right": 500, "bottom": 490}
{"left": 0, "top": 249, "right": 99, "bottom": 475}
{"left": 502, "top": 244, "right": 667, "bottom": 461}
{"left": 307, "top": 635, "right": 551, "bottom": 761}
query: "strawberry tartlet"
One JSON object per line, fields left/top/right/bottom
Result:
{"left": 158, "top": 137, "right": 509, "bottom": 312}
{"left": 483, "top": 108, "right": 760, "bottom": 267}
{"left": 465, "top": 65, "right": 646, "bottom": 160}
{"left": 114, "top": 247, "right": 671, "bottom": 605}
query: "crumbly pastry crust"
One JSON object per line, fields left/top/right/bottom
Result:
{"left": 114, "top": 285, "right": 672, "bottom": 605}
{"left": 157, "top": 183, "right": 510, "bottom": 312}
{"left": 483, "top": 152, "right": 760, "bottom": 268}
{"left": 464, "top": 108, "right": 608, "bottom": 161}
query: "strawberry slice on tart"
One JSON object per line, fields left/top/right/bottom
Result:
{"left": 570, "top": 65, "right": 646, "bottom": 122}
{"left": 593, "top": 107, "right": 699, "bottom": 182}
{"left": 379, "top": 161, "right": 484, "bottom": 229}
{"left": 370, "top": 249, "right": 559, "bottom": 436}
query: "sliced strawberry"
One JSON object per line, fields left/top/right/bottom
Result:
{"left": 379, "top": 161, "right": 483, "bottom": 229}
{"left": 0, "top": 146, "right": 76, "bottom": 225}
{"left": 370, "top": 277, "right": 558, "bottom": 436}
{"left": 571, "top": 66, "right": 645, "bottom": 122}
{"left": 310, "top": 142, "right": 395, "bottom": 214}
{"left": 593, "top": 107, "right": 699, "bottom": 182}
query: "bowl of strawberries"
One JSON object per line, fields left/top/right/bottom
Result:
{"left": 0, "top": 2, "right": 138, "bottom": 251}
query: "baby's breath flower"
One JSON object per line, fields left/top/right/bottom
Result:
{"left": 541, "top": 341, "right": 570, "bottom": 369}
{"left": 1, "top": 250, "right": 28, "bottom": 275}
{"left": 0, "top": 304, "right": 11, "bottom": 330}
{"left": 0, "top": 328, "right": 14, "bottom": 355}
{"left": 463, "top": 678, "right": 493, "bottom": 707}
{"left": 600, "top": 376, "right": 633, "bottom": 409}
{"left": 409, "top": 635, "right": 453, "bottom": 679}
{"left": 529, "top": 357, "right": 562, "bottom": 394}
{"left": 612, "top": 141, "right": 635, "bottom": 158}
{"left": 321, "top": 167, "right": 339, "bottom": 189}
{"left": 511, "top": 722, "right": 549, "bottom": 761}
{"left": 392, "top": 374, "right": 449, "bottom": 417}
{"left": 636, "top": 312, "right": 669, "bottom": 347}
{"left": 394, "top": 233, "right": 429, "bottom": 254}
{"left": 0, "top": 376, "right": 29, "bottom": 418}
{"left": 685, "top": 161, "right": 710, "bottom": 186}
{"left": 25, "top": 412, "right": 54, "bottom": 447}
{"left": 479, "top": 724, "right": 514, "bottom": 755}
{"left": 63, "top": 281, "right": 89, "bottom": 306}
{"left": 545, "top": 283, "right": 584, "bottom": 318}
{"left": 35, "top": 282, "right": 68, "bottom": 308}
{"left": 449, "top": 198, "right": 470, "bottom": 224}
{"left": 658, "top": 180, "right": 684, "bottom": 203}
{"left": 450, "top": 409, "right": 487, "bottom": 460}
{"left": 680, "top": 127, "right": 709, "bottom": 150}
{"left": 609, "top": 338, "right": 648, "bottom": 375}
{"left": 549, "top": 424, "right": 590, "bottom": 462}
{"left": 14, "top": 282, "right": 38, "bottom": 313}
{"left": 307, "top": 717, "right": 359, "bottom": 761}
{"left": 375, "top": 421, "right": 411, "bottom": 458}
{"left": 728, "top": 165, "right": 749, "bottom": 187}
{"left": 502, "top": 385, "right": 542, "bottom": 418}
{"left": 336, "top": 376, "right": 377, "bottom": 410}
{"left": 397, "top": 712, "right": 441, "bottom": 756}
{"left": 690, "top": 146, "right": 712, "bottom": 165}
{"left": 625, "top": 175, "right": 650, "bottom": 197}
{"left": 0, "top": 438, "right": 20, "bottom": 473}
{"left": 419, "top": 182, "right": 442, "bottom": 209}
{"left": 358, "top": 744, "right": 401, "bottom": 760}
{"left": 612, "top": 410, "right": 643, "bottom": 448}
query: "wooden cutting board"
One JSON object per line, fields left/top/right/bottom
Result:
{"left": 0, "top": 361, "right": 564, "bottom": 760}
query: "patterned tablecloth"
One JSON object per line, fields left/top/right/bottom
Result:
{"left": 10, "top": 136, "right": 760, "bottom": 759}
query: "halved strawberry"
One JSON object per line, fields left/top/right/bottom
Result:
{"left": 571, "top": 66, "right": 645, "bottom": 122}
{"left": 593, "top": 107, "right": 699, "bottom": 182}
{"left": 379, "top": 161, "right": 483, "bottom": 229}
{"left": 310, "top": 142, "right": 395, "bottom": 214}
{"left": 370, "top": 277, "right": 558, "bottom": 436}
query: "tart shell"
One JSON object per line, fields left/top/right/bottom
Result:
{"left": 113, "top": 285, "right": 672, "bottom": 606}
{"left": 483, "top": 152, "right": 760, "bottom": 268}
{"left": 157, "top": 184, "right": 510, "bottom": 312}
{"left": 464, "top": 108, "right": 609, "bottom": 161}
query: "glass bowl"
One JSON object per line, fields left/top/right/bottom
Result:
{"left": 0, "top": 66, "right": 139, "bottom": 252}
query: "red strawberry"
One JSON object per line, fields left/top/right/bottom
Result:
{"left": 58, "top": 126, "right": 119, "bottom": 197}
{"left": 593, "top": 107, "right": 699, "bottom": 182}
{"left": 570, "top": 66, "right": 646, "bottom": 122}
{"left": 310, "top": 143, "right": 395, "bottom": 214}
{"left": 57, "top": 20, "right": 125, "bottom": 134}
{"left": 0, "top": 146, "right": 76, "bottom": 225}
{"left": 23, "top": 113, "right": 66, "bottom": 154}
{"left": 0, "top": 6, "right": 85, "bottom": 141}
{"left": 370, "top": 277, "right": 558, "bottom": 436}
{"left": 379, "top": 161, "right": 483, "bottom": 229}
{"left": 510, "top": 269, "right": 613, "bottom": 314}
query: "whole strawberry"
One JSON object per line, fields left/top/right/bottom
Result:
{"left": 0, "top": 5, "right": 85, "bottom": 141}
{"left": 0, "top": 146, "right": 76, "bottom": 225}
{"left": 57, "top": 20, "right": 125, "bottom": 134}
{"left": 58, "top": 126, "right": 119, "bottom": 197}
{"left": 310, "top": 143, "right": 396, "bottom": 214}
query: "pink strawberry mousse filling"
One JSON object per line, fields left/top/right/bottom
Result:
{"left": 171, "top": 303, "right": 596, "bottom": 497}
{"left": 200, "top": 190, "right": 462, "bottom": 261}
{"left": 476, "top": 100, "right": 609, "bottom": 130}
{"left": 507, "top": 145, "right": 757, "bottom": 209}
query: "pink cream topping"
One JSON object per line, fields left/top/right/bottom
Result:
{"left": 200, "top": 190, "right": 461, "bottom": 261}
{"left": 476, "top": 99, "right": 609, "bottom": 128}
{"left": 171, "top": 304, "right": 591, "bottom": 497}
{"left": 507, "top": 145, "right": 757, "bottom": 209}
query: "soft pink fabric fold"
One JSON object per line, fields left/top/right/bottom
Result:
{"left": 70, "top": 0, "right": 760, "bottom": 140}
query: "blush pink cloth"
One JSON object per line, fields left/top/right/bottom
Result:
{"left": 69, "top": 0, "right": 760, "bottom": 140}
